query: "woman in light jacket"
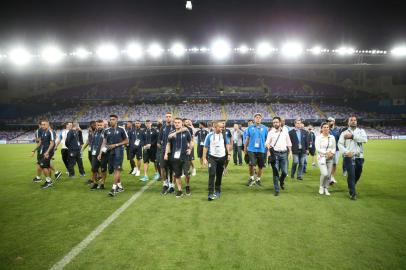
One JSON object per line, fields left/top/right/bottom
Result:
{"left": 315, "top": 122, "right": 336, "bottom": 196}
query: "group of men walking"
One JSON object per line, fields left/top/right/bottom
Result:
{"left": 32, "top": 111, "right": 367, "bottom": 201}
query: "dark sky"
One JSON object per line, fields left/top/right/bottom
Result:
{"left": 0, "top": 0, "right": 405, "bottom": 50}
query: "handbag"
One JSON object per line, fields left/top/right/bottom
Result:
{"left": 318, "top": 136, "right": 330, "bottom": 165}
{"left": 269, "top": 131, "right": 282, "bottom": 163}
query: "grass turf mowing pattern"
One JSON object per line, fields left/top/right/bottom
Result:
{"left": 0, "top": 141, "right": 405, "bottom": 270}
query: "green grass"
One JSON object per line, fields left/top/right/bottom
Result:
{"left": 0, "top": 141, "right": 406, "bottom": 270}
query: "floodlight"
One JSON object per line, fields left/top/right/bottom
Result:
{"left": 170, "top": 42, "right": 186, "bottom": 57}
{"left": 238, "top": 45, "right": 249, "bottom": 54}
{"left": 336, "top": 46, "right": 355, "bottom": 55}
{"left": 41, "top": 46, "right": 65, "bottom": 64}
{"left": 391, "top": 46, "right": 406, "bottom": 57}
{"left": 256, "top": 42, "right": 273, "bottom": 57}
{"left": 309, "top": 46, "right": 322, "bottom": 55}
{"left": 96, "top": 44, "right": 119, "bottom": 61}
{"left": 147, "top": 43, "right": 164, "bottom": 58}
{"left": 210, "top": 39, "right": 231, "bottom": 60}
{"left": 126, "top": 43, "right": 143, "bottom": 60}
{"left": 9, "top": 47, "right": 32, "bottom": 66}
{"left": 73, "top": 48, "right": 91, "bottom": 59}
{"left": 281, "top": 42, "right": 303, "bottom": 57}
{"left": 186, "top": 1, "right": 192, "bottom": 10}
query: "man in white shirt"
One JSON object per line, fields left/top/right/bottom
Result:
{"left": 266, "top": 116, "right": 292, "bottom": 196}
{"left": 55, "top": 121, "right": 72, "bottom": 173}
{"left": 203, "top": 121, "right": 232, "bottom": 201}
{"left": 338, "top": 116, "right": 367, "bottom": 200}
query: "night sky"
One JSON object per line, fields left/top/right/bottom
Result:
{"left": 0, "top": 0, "right": 405, "bottom": 50}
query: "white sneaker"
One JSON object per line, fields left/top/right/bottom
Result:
{"left": 191, "top": 168, "right": 196, "bottom": 176}
{"left": 131, "top": 168, "right": 137, "bottom": 175}
{"left": 324, "top": 188, "right": 331, "bottom": 196}
{"left": 135, "top": 170, "right": 140, "bottom": 176}
{"left": 312, "top": 162, "right": 316, "bottom": 168}
{"left": 343, "top": 171, "right": 347, "bottom": 177}
{"left": 319, "top": 186, "right": 324, "bottom": 195}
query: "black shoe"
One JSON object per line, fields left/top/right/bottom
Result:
{"left": 55, "top": 171, "right": 62, "bottom": 180}
{"left": 116, "top": 187, "right": 124, "bottom": 193}
{"left": 255, "top": 180, "right": 262, "bottom": 187}
{"left": 274, "top": 191, "right": 279, "bottom": 196}
{"left": 90, "top": 183, "right": 98, "bottom": 190}
{"left": 280, "top": 181, "right": 285, "bottom": 190}
{"left": 32, "top": 177, "right": 41, "bottom": 183}
{"left": 297, "top": 177, "right": 303, "bottom": 181}
{"left": 108, "top": 188, "right": 116, "bottom": 197}
{"left": 41, "top": 181, "right": 53, "bottom": 189}
{"left": 176, "top": 191, "right": 183, "bottom": 198}
{"left": 168, "top": 186, "right": 175, "bottom": 194}
{"left": 161, "top": 185, "right": 169, "bottom": 195}
{"left": 350, "top": 194, "right": 357, "bottom": 200}
{"left": 246, "top": 178, "right": 255, "bottom": 186}
{"left": 97, "top": 184, "right": 105, "bottom": 190}
{"left": 185, "top": 186, "right": 191, "bottom": 196}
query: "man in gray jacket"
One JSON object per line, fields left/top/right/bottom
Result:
{"left": 232, "top": 123, "right": 244, "bottom": 165}
{"left": 338, "top": 116, "right": 367, "bottom": 200}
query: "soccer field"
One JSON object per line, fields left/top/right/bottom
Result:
{"left": 0, "top": 140, "right": 405, "bottom": 270}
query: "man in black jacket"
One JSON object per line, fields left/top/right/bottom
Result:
{"left": 65, "top": 122, "right": 85, "bottom": 177}
{"left": 140, "top": 120, "right": 159, "bottom": 181}
{"left": 288, "top": 119, "right": 309, "bottom": 180}
{"left": 195, "top": 122, "right": 209, "bottom": 168}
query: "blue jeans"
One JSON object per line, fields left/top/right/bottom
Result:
{"left": 343, "top": 157, "right": 364, "bottom": 196}
{"left": 271, "top": 152, "right": 288, "bottom": 192}
{"left": 303, "top": 154, "right": 308, "bottom": 173}
{"left": 291, "top": 153, "right": 306, "bottom": 178}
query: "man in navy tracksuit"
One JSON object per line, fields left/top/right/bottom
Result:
{"left": 89, "top": 120, "right": 108, "bottom": 190}
{"left": 65, "top": 123, "right": 85, "bottom": 177}
{"left": 100, "top": 114, "right": 129, "bottom": 197}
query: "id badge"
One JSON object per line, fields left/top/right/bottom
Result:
{"left": 101, "top": 146, "right": 107, "bottom": 153}
{"left": 200, "top": 142, "right": 204, "bottom": 146}
{"left": 214, "top": 146, "right": 221, "bottom": 156}
{"left": 40, "top": 148, "right": 43, "bottom": 155}
{"left": 174, "top": 150, "right": 181, "bottom": 159}
{"left": 254, "top": 138, "right": 260, "bottom": 148}
{"left": 134, "top": 139, "right": 140, "bottom": 146}
{"left": 92, "top": 149, "right": 97, "bottom": 156}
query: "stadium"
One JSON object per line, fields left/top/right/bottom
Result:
{"left": 0, "top": 1, "right": 405, "bottom": 269}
